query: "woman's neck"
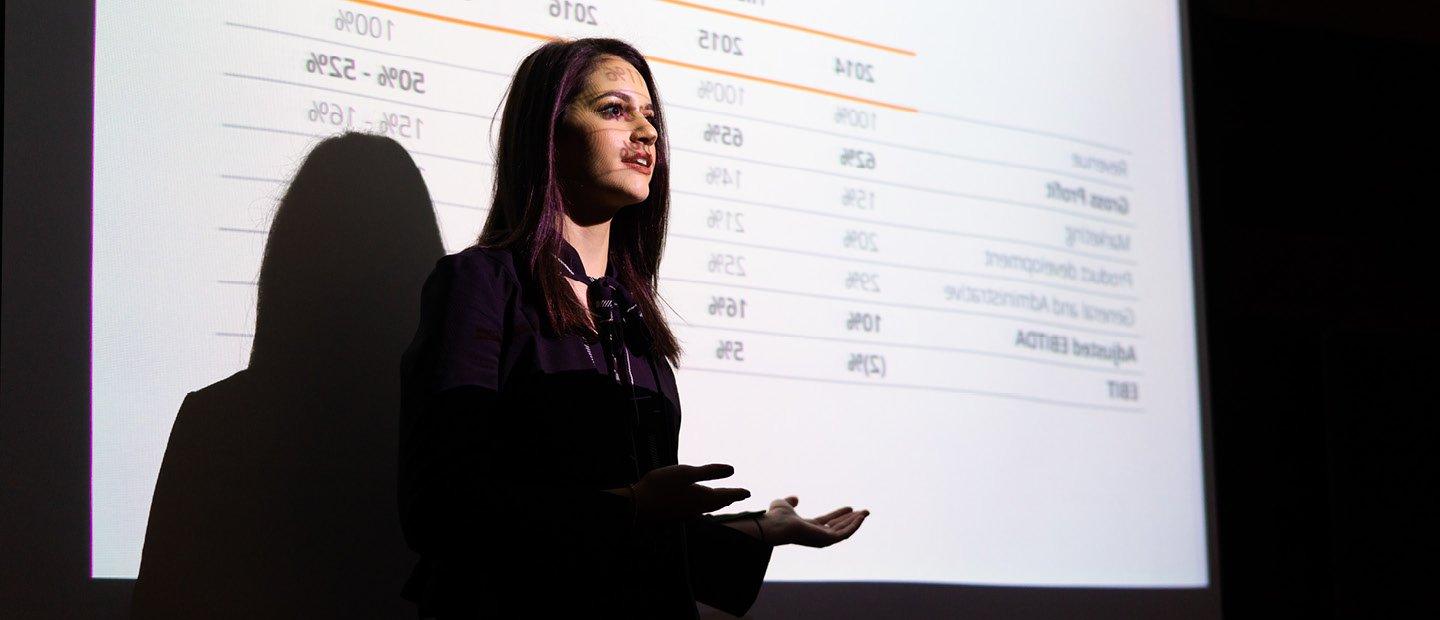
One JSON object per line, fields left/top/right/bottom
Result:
{"left": 561, "top": 216, "right": 610, "bottom": 279}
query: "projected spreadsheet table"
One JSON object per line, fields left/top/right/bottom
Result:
{"left": 94, "top": 0, "right": 1206, "bottom": 586}
{"left": 218, "top": 2, "right": 1137, "bottom": 408}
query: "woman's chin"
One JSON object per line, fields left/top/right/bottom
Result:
{"left": 617, "top": 187, "right": 650, "bottom": 206}
{"left": 589, "top": 188, "right": 647, "bottom": 212}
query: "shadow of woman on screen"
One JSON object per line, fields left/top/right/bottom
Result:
{"left": 131, "top": 132, "right": 445, "bottom": 618}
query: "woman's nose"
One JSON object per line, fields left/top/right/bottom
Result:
{"left": 633, "top": 119, "right": 657, "bottom": 145}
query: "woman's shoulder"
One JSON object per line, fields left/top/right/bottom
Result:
{"left": 438, "top": 244, "right": 523, "bottom": 290}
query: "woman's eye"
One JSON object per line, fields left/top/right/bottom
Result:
{"left": 600, "top": 103, "right": 655, "bottom": 122}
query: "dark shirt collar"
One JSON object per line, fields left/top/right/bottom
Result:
{"left": 557, "top": 236, "right": 616, "bottom": 282}
{"left": 558, "top": 236, "right": 656, "bottom": 355}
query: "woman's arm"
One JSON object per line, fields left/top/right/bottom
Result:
{"left": 721, "top": 517, "right": 764, "bottom": 540}
{"left": 707, "top": 510, "right": 768, "bottom": 543}
{"left": 685, "top": 513, "right": 773, "bottom": 616}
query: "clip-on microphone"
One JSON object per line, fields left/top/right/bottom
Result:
{"left": 587, "top": 276, "right": 648, "bottom": 482}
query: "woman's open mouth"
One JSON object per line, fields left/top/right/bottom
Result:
{"left": 621, "top": 151, "right": 652, "bottom": 174}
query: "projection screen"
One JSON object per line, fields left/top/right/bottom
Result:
{"left": 93, "top": 0, "right": 1214, "bottom": 612}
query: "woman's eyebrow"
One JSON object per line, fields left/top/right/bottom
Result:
{"left": 589, "top": 90, "right": 654, "bottom": 111}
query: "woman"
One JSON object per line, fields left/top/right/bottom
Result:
{"left": 398, "top": 38, "right": 869, "bottom": 618}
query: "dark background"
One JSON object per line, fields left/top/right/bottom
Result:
{"left": 4, "top": 0, "right": 1436, "bottom": 617}
{"left": 1189, "top": 1, "right": 1438, "bottom": 616}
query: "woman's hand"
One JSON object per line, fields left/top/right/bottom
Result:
{"left": 632, "top": 463, "right": 751, "bottom": 524}
{"left": 762, "top": 496, "right": 869, "bottom": 547}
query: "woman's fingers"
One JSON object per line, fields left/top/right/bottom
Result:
{"left": 788, "top": 507, "right": 870, "bottom": 546}
{"left": 819, "top": 510, "right": 866, "bottom": 533}
{"left": 831, "top": 511, "right": 869, "bottom": 537}
{"left": 813, "top": 506, "right": 854, "bottom": 525}
{"left": 705, "top": 486, "right": 751, "bottom": 511}
{"left": 711, "top": 486, "right": 751, "bottom": 500}
{"left": 681, "top": 463, "right": 736, "bottom": 482}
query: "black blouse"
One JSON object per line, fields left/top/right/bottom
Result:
{"left": 397, "top": 239, "right": 772, "bottom": 618}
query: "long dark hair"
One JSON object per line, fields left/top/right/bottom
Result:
{"left": 478, "top": 38, "right": 681, "bottom": 367}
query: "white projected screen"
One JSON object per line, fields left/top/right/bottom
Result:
{"left": 93, "top": 0, "right": 1206, "bottom": 585}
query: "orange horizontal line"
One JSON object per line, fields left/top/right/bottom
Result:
{"left": 345, "top": 0, "right": 557, "bottom": 41}
{"left": 644, "top": 55, "right": 917, "bottom": 112}
{"left": 344, "top": 0, "right": 916, "bottom": 112}
{"left": 658, "top": 0, "right": 915, "bottom": 57}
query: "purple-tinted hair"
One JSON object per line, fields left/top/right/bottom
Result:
{"left": 478, "top": 38, "right": 680, "bottom": 367}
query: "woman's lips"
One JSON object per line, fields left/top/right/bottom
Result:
{"left": 622, "top": 159, "right": 652, "bottom": 174}
{"left": 621, "top": 148, "right": 652, "bottom": 173}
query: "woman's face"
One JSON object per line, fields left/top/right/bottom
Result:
{"left": 557, "top": 55, "right": 659, "bottom": 217}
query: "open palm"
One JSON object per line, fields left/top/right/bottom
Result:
{"left": 764, "top": 496, "right": 869, "bottom": 548}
